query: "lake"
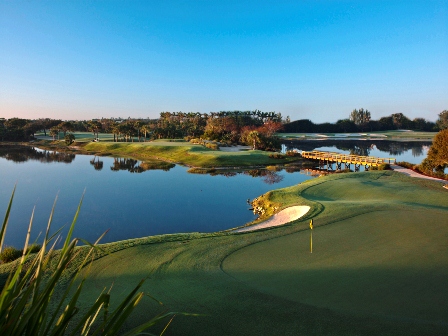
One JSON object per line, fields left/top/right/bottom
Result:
{"left": 0, "top": 145, "right": 313, "bottom": 248}
{"left": 0, "top": 140, "right": 433, "bottom": 248}
{"left": 282, "top": 139, "right": 432, "bottom": 164}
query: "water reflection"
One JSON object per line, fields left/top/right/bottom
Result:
{"left": 90, "top": 156, "right": 104, "bottom": 171}
{"left": 283, "top": 140, "right": 431, "bottom": 158}
{"left": 109, "top": 157, "right": 175, "bottom": 173}
{"left": 0, "top": 145, "right": 75, "bottom": 163}
{"left": 188, "top": 168, "right": 285, "bottom": 185}
{"left": 243, "top": 169, "right": 284, "bottom": 185}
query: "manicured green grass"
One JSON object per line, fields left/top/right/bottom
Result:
{"left": 82, "top": 141, "right": 298, "bottom": 167}
{"left": 48, "top": 171, "right": 448, "bottom": 335}
{"left": 224, "top": 209, "right": 448, "bottom": 323}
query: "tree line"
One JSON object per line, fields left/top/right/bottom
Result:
{"left": 282, "top": 109, "right": 448, "bottom": 133}
{"left": 1, "top": 109, "right": 447, "bottom": 149}
{"left": 0, "top": 110, "right": 284, "bottom": 150}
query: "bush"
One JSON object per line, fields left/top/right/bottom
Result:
{"left": 204, "top": 142, "right": 219, "bottom": 150}
{"left": 371, "top": 163, "right": 391, "bottom": 171}
{"left": 64, "top": 133, "right": 75, "bottom": 145}
{"left": 0, "top": 246, "right": 22, "bottom": 263}
{"left": 268, "top": 153, "right": 285, "bottom": 159}
{"left": 285, "top": 150, "right": 301, "bottom": 157}
{"left": 189, "top": 138, "right": 201, "bottom": 144}
{"left": 396, "top": 161, "right": 414, "bottom": 169}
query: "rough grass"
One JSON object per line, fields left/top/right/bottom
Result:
{"left": 4, "top": 171, "right": 446, "bottom": 335}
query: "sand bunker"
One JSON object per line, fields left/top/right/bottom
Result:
{"left": 235, "top": 205, "right": 311, "bottom": 233}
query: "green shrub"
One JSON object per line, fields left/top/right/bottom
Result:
{"left": 64, "top": 133, "right": 75, "bottom": 145}
{"left": 285, "top": 150, "right": 301, "bottom": 157}
{"left": 0, "top": 246, "right": 22, "bottom": 263}
{"left": 268, "top": 153, "right": 285, "bottom": 159}
{"left": 372, "top": 163, "right": 391, "bottom": 171}
{"left": 396, "top": 161, "right": 414, "bottom": 169}
{"left": 205, "top": 142, "right": 219, "bottom": 150}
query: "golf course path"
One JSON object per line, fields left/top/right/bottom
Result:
{"left": 235, "top": 205, "right": 311, "bottom": 232}
{"left": 391, "top": 164, "right": 447, "bottom": 182}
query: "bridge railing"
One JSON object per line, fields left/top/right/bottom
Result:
{"left": 301, "top": 150, "right": 396, "bottom": 164}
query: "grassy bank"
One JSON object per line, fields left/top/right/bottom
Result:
{"left": 27, "top": 137, "right": 304, "bottom": 168}
{"left": 81, "top": 141, "right": 300, "bottom": 167}
{"left": 27, "top": 171, "right": 446, "bottom": 335}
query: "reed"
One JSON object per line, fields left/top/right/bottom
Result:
{"left": 0, "top": 187, "right": 177, "bottom": 335}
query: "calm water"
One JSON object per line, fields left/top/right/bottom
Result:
{"left": 0, "top": 141, "right": 435, "bottom": 247}
{"left": 0, "top": 146, "right": 313, "bottom": 248}
{"left": 282, "top": 140, "right": 432, "bottom": 164}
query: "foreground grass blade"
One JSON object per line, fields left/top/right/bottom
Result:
{"left": 0, "top": 185, "right": 16, "bottom": 252}
{"left": 0, "top": 188, "right": 181, "bottom": 335}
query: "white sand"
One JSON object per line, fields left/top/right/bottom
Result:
{"left": 235, "top": 205, "right": 311, "bottom": 233}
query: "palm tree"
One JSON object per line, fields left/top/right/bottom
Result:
{"left": 87, "top": 120, "right": 102, "bottom": 140}
{"left": 140, "top": 124, "right": 151, "bottom": 142}
{"left": 247, "top": 130, "right": 261, "bottom": 150}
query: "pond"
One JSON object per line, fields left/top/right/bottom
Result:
{"left": 0, "top": 145, "right": 313, "bottom": 248}
{"left": 282, "top": 139, "right": 432, "bottom": 164}
{"left": 0, "top": 140, "right": 436, "bottom": 248}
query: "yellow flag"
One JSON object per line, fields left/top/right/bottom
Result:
{"left": 310, "top": 219, "right": 313, "bottom": 230}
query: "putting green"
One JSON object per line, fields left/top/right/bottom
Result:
{"left": 222, "top": 209, "right": 448, "bottom": 324}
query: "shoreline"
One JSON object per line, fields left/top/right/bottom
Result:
{"left": 234, "top": 206, "right": 311, "bottom": 232}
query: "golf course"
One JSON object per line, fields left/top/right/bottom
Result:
{"left": 66, "top": 170, "right": 448, "bottom": 335}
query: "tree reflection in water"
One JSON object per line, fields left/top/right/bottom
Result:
{"left": 109, "top": 157, "right": 175, "bottom": 173}
{"left": 90, "top": 156, "right": 104, "bottom": 171}
{"left": 0, "top": 145, "right": 75, "bottom": 163}
{"left": 110, "top": 158, "right": 143, "bottom": 173}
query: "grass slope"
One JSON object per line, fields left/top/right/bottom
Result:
{"left": 82, "top": 141, "right": 296, "bottom": 167}
{"left": 12, "top": 171, "right": 446, "bottom": 335}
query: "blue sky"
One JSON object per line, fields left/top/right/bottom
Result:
{"left": 1, "top": 0, "right": 447, "bottom": 123}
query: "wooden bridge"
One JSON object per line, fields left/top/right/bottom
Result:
{"left": 301, "top": 150, "right": 396, "bottom": 172}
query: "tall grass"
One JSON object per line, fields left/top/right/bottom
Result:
{"left": 0, "top": 187, "right": 177, "bottom": 335}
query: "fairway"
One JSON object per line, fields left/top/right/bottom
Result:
{"left": 51, "top": 171, "right": 448, "bottom": 335}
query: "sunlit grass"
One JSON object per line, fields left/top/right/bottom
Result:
{"left": 82, "top": 141, "right": 300, "bottom": 167}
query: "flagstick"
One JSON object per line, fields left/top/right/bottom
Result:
{"left": 310, "top": 229, "right": 313, "bottom": 253}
